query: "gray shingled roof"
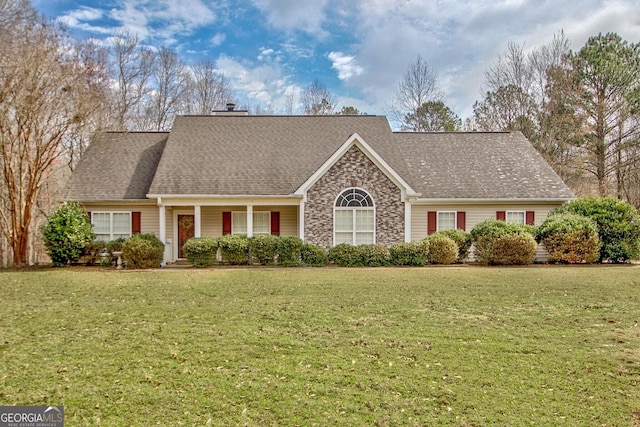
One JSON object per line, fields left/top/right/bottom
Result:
{"left": 147, "top": 115, "right": 406, "bottom": 196}
{"left": 64, "top": 132, "right": 168, "bottom": 201}
{"left": 394, "top": 131, "right": 574, "bottom": 199}
{"left": 66, "top": 116, "right": 573, "bottom": 202}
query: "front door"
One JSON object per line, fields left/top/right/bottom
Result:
{"left": 177, "top": 214, "right": 195, "bottom": 258}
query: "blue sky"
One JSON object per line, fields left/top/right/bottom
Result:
{"left": 33, "top": 0, "right": 640, "bottom": 119}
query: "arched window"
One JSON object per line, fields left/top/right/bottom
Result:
{"left": 334, "top": 188, "right": 375, "bottom": 245}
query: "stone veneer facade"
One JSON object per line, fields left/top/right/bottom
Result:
{"left": 304, "top": 144, "right": 405, "bottom": 249}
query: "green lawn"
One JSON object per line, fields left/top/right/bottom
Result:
{"left": 1, "top": 266, "right": 639, "bottom": 426}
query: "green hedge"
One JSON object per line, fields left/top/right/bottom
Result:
{"left": 277, "top": 236, "right": 304, "bottom": 265}
{"left": 470, "top": 220, "right": 537, "bottom": 265}
{"left": 328, "top": 243, "right": 362, "bottom": 267}
{"left": 218, "top": 234, "right": 249, "bottom": 265}
{"left": 536, "top": 213, "right": 601, "bottom": 263}
{"left": 389, "top": 241, "right": 428, "bottom": 266}
{"left": 430, "top": 229, "right": 471, "bottom": 262}
{"left": 248, "top": 234, "right": 280, "bottom": 265}
{"left": 426, "top": 234, "right": 458, "bottom": 265}
{"left": 41, "top": 202, "right": 94, "bottom": 266}
{"left": 182, "top": 237, "right": 218, "bottom": 267}
{"left": 122, "top": 233, "right": 164, "bottom": 269}
{"left": 300, "top": 244, "right": 328, "bottom": 266}
{"left": 553, "top": 196, "right": 640, "bottom": 263}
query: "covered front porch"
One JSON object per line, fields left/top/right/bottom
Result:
{"left": 155, "top": 196, "right": 303, "bottom": 263}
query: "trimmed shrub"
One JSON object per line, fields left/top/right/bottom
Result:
{"left": 328, "top": 243, "right": 362, "bottom": 267}
{"left": 389, "top": 241, "right": 429, "bottom": 266}
{"left": 41, "top": 202, "right": 94, "bottom": 266}
{"left": 277, "top": 236, "right": 304, "bottom": 265}
{"left": 536, "top": 213, "right": 601, "bottom": 263}
{"left": 248, "top": 234, "right": 279, "bottom": 265}
{"left": 553, "top": 196, "right": 640, "bottom": 263}
{"left": 300, "top": 243, "right": 328, "bottom": 266}
{"left": 122, "top": 233, "right": 164, "bottom": 269}
{"left": 471, "top": 219, "right": 537, "bottom": 265}
{"left": 80, "top": 240, "right": 107, "bottom": 264}
{"left": 183, "top": 237, "right": 218, "bottom": 267}
{"left": 427, "top": 235, "right": 458, "bottom": 265}
{"left": 431, "top": 229, "right": 471, "bottom": 262}
{"left": 357, "top": 244, "right": 391, "bottom": 267}
{"left": 218, "top": 234, "right": 249, "bottom": 265}
{"left": 106, "top": 237, "right": 126, "bottom": 254}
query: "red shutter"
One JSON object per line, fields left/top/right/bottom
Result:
{"left": 496, "top": 211, "right": 506, "bottom": 221}
{"left": 131, "top": 211, "right": 141, "bottom": 234}
{"left": 270, "top": 212, "right": 280, "bottom": 236}
{"left": 456, "top": 211, "right": 466, "bottom": 231}
{"left": 87, "top": 211, "right": 92, "bottom": 222}
{"left": 427, "top": 211, "right": 437, "bottom": 235}
{"left": 222, "top": 212, "right": 232, "bottom": 235}
{"left": 526, "top": 211, "right": 535, "bottom": 226}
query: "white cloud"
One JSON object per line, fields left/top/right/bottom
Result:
{"left": 211, "top": 33, "right": 226, "bottom": 47}
{"left": 216, "top": 55, "right": 301, "bottom": 111}
{"left": 328, "top": 52, "right": 364, "bottom": 81}
{"left": 252, "top": 0, "right": 331, "bottom": 37}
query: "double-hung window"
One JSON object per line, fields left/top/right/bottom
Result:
{"left": 334, "top": 188, "right": 375, "bottom": 246}
{"left": 506, "top": 211, "right": 526, "bottom": 225}
{"left": 231, "top": 211, "right": 271, "bottom": 235}
{"left": 92, "top": 212, "right": 131, "bottom": 241}
{"left": 437, "top": 211, "right": 457, "bottom": 231}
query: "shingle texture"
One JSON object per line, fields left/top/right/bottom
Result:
{"left": 394, "top": 132, "right": 574, "bottom": 199}
{"left": 66, "top": 116, "right": 573, "bottom": 201}
{"left": 147, "top": 115, "right": 404, "bottom": 196}
{"left": 64, "top": 132, "right": 168, "bottom": 200}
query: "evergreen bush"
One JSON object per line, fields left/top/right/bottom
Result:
{"left": 536, "top": 213, "right": 601, "bottom": 263}
{"left": 248, "top": 234, "right": 279, "bottom": 265}
{"left": 183, "top": 237, "right": 218, "bottom": 267}
{"left": 431, "top": 229, "right": 471, "bottom": 262}
{"left": 328, "top": 243, "right": 362, "bottom": 267}
{"left": 300, "top": 244, "right": 328, "bottom": 266}
{"left": 553, "top": 196, "right": 640, "bottom": 263}
{"left": 122, "top": 233, "right": 164, "bottom": 269}
{"left": 277, "top": 236, "right": 304, "bottom": 265}
{"left": 357, "top": 244, "right": 391, "bottom": 267}
{"left": 470, "top": 219, "right": 537, "bottom": 265}
{"left": 41, "top": 202, "right": 94, "bottom": 266}
{"left": 389, "top": 241, "right": 429, "bottom": 266}
{"left": 218, "top": 234, "right": 249, "bottom": 265}
{"left": 427, "top": 234, "right": 458, "bottom": 265}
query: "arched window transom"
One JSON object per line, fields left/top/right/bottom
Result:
{"left": 335, "top": 188, "right": 373, "bottom": 208}
{"left": 334, "top": 188, "right": 375, "bottom": 246}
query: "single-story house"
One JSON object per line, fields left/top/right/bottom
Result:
{"left": 64, "top": 111, "right": 574, "bottom": 263}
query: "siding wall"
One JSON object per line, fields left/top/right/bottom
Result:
{"left": 83, "top": 203, "right": 159, "bottom": 236}
{"left": 305, "top": 145, "right": 404, "bottom": 249}
{"left": 411, "top": 203, "right": 563, "bottom": 261}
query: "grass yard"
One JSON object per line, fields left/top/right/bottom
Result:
{"left": 1, "top": 266, "right": 639, "bottom": 426}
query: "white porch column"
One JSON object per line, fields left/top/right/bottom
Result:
{"left": 299, "top": 200, "right": 305, "bottom": 242}
{"left": 194, "top": 205, "right": 201, "bottom": 238}
{"left": 158, "top": 201, "right": 168, "bottom": 265}
{"left": 404, "top": 201, "right": 412, "bottom": 242}
{"left": 246, "top": 205, "right": 253, "bottom": 238}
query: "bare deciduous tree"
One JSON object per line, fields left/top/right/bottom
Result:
{"left": 0, "top": 3, "right": 111, "bottom": 265}
{"left": 110, "top": 32, "right": 155, "bottom": 130}
{"left": 300, "top": 79, "right": 336, "bottom": 115}
{"left": 184, "top": 59, "right": 234, "bottom": 115}
{"left": 387, "top": 55, "right": 444, "bottom": 129}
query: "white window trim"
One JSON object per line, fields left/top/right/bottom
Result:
{"left": 437, "top": 211, "right": 457, "bottom": 232}
{"left": 92, "top": 211, "right": 132, "bottom": 242}
{"left": 333, "top": 188, "right": 376, "bottom": 246}
{"left": 231, "top": 211, "right": 271, "bottom": 235}
{"left": 506, "top": 210, "right": 526, "bottom": 225}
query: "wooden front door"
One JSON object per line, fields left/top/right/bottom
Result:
{"left": 177, "top": 214, "right": 195, "bottom": 258}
